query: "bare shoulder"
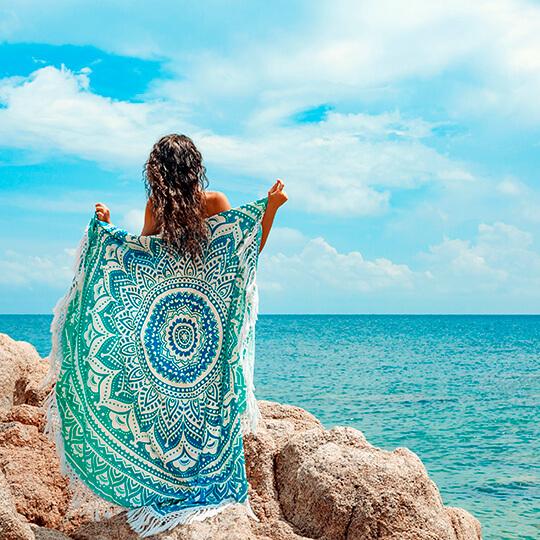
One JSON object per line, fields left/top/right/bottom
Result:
{"left": 204, "top": 190, "right": 231, "bottom": 217}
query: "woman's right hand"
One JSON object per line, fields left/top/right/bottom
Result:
{"left": 95, "top": 202, "right": 112, "bottom": 224}
{"left": 267, "top": 179, "right": 288, "bottom": 210}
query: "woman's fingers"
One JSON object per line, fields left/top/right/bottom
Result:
{"left": 95, "top": 202, "right": 111, "bottom": 223}
{"left": 269, "top": 179, "right": 284, "bottom": 194}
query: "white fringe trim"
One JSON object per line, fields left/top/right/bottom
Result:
{"left": 126, "top": 497, "right": 258, "bottom": 537}
{"left": 37, "top": 221, "right": 91, "bottom": 393}
{"left": 42, "top": 389, "right": 125, "bottom": 521}
{"left": 235, "top": 207, "right": 265, "bottom": 435}
{"left": 37, "top": 212, "right": 264, "bottom": 537}
{"left": 39, "top": 219, "right": 126, "bottom": 522}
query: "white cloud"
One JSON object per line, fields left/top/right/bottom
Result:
{"left": 197, "top": 111, "right": 474, "bottom": 217}
{"left": 257, "top": 221, "right": 540, "bottom": 310}
{"left": 416, "top": 221, "right": 540, "bottom": 295}
{"left": 261, "top": 226, "right": 308, "bottom": 256}
{"left": 0, "top": 66, "right": 475, "bottom": 217}
{"left": 3, "top": 0, "right": 540, "bottom": 126}
{"left": 1, "top": 220, "right": 538, "bottom": 312}
{"left": 259, "top": 236, "right": 422, "bottom": 294}
{"left": 496, "top": 177, "right": 528, "bottom": 196}
{"left": 146, "top": 0, "right": 540, "bottom": 124}
{"left": 0, "top": 248, "right": 74, "bottom": 287}
{"left": 0, "top": 65, "right": 183, "bottom": 170}
{"left": 121, "top": 209, "right": 145, "bottom": 234}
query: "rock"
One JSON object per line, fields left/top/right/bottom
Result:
{"left": 23, "top": 358, "right": 51, "bottom": 408}
{"left": 0, "top": 404, "right": 47, "bottom": 432}
{"left": 70, "top": 511, "right": 137, "bottom": 540}
{"left": 31, "top": 526, "right": 73, "bottom": 540}
{"left": 0, "top": 421, "right": 41, "bottom": 447}
{"left": 243, "top": 400, "right": 324, "bottom": 523}
{"left": 256, "top": 400, "right": 324, "bottom": 451}
{"left": 0, "top": 468, "right": 35, "bottom": 540}
{"left": 71, "top": 505, "right": 263, "bottom": 540}
{"left": 0, "top": 420, "right": 72, "bottom": 531}
{"left": 446, "top": 507, "right": 482, "bottom": 540}
{"left": 0, "top": 330, "right": 484, "bottom": 540}
{"left": 275, "top": 425, "right": 479, "bottom": 540}
{"left": 250, "top": 518, "right": 312, "bottom": 540}
{"left": 163, "top": 504, "right": 263, "bottom": 540}
{"left": 0, "top": 333, "right": 48, "bottom": 410}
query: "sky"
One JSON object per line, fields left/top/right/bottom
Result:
{"left": 1, "top": 0, "right": 540, "bottom": 314}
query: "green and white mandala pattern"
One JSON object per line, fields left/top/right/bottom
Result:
{"left": 42, "top": 197, "right": 267, "bottom": 536}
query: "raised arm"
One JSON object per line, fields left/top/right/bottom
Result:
{"left": 260, "top": 179, "right": 288, "bottom": 253}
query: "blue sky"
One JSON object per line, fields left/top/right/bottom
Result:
{"left": 1, "top": 0, "right": 540, "bottom": 314}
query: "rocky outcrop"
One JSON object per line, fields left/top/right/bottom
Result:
{"left": 0, "top": 333, "right": 482, "bottom": 540}
{"left": 276, "top": 426, "right": 460, "bottom": 539}
{"left": 0, "top": 334, "right": 49, "bottom": 410}
{"left": 0, "top": 467, "right": 35, "bottom": 540}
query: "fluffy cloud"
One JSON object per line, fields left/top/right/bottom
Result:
{"left": 198, "top": 110, "right": 474, "bottom": 216}
{"left": 3, "top": 1, "right": 540, "bottom": 125}
{"left": 417, "top": 221, "right": 540, "bottom": 296}
{"left": 2, "top": 220, "right": 538, "bottom": 312}
{"left": 257, "top": 221, "right": 540, "bottom": 311}
{"left": 0, "top": 66, "right": 475, "bottom": 217}
{"left": 258, "top": 232, "right": 425, "bottom": 298}
{"left": 149, "top": 0, "right": 540, "bottom": 124}
{"left": 0, "top": 248, "right": 75, "bottom": 287}
{"left": 0, "top": 65, "right": 181, "bottom": 170}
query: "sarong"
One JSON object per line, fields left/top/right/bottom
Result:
{"left": 40, "top": 197, "right": 267, "bottom": 536}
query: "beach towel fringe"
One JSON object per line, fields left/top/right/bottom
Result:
{"left": 40, "top": 219, "right": 125, "bottom": 522}
{"left": 44, "top": 385, "right": 259, "bottom": 536}
{"left": 236, "top": 209, "right": 264, "bottom": 435}
{"left": 37, "top": 221, "right": 91, "bottom": 393}
{"left": 126, "top": 497, "right": 258, "bottom": 537}
{"left": 43, "top": 390, "right": 125, "bottom": 521}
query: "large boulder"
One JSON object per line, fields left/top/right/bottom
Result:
{"left": 243, "top": 400, "right": 324, "bottom": 523}
{"left": 275, "top": 425, "right": 478, "bottom": 540}
{"left": 446, "top": 507, "right": 483, "bottom": 540}
{"left": 0, "top": 404, "right": 90, "bottom": 536}
{"left": 0, "top": 333, "right": 49, "bottom": 410}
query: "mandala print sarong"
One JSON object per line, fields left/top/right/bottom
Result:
{"left": 40, "top": 197, "right": 268, "bottom": 537}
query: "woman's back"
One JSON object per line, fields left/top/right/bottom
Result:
{"left": 141, "top": 190, "right": 231, "bottom": 237}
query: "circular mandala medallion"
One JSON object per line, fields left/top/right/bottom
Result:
{"left": 136, "top": 281, "right": 224, "bottom": 397}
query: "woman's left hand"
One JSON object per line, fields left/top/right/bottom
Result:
{"left": 95, "top": 202, "right": 112, "bottom": 224}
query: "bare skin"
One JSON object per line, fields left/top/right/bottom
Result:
{"left": 95, "top": 179, "right": 288, "bottom": 254}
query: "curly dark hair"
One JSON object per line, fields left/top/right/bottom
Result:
{"left": 143, "top": 134, "right": 210, "bottom": 261}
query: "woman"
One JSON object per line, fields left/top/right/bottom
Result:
{"left": 42, "top": 133, "right": 287, "bottom": 537}
{"left": 94, "top": 134, "right": 287, "bottom": 255}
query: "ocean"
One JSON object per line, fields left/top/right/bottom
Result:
{"left": 0, "top": 314, "right": 538, "bottom": 540}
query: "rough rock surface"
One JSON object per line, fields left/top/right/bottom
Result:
{"left": 0, "top": 468, "right": 35, "bottom": 540}
{"left": 32, "top": 526, "right": 73, "bottom": 540}
{"left": 0, "top": 335, "right": 482, "bottom": 540}
{"left": 0, "top": 333, "right": 49, "bottom": 410}
{"left": 276, "top": 426, "right": 459, "bottom": 540}
{"left": 0, "top": 414, "right": 83, "bottom": 534}
{"left": 446, "top": 507, "right": 483, "bottom": 540}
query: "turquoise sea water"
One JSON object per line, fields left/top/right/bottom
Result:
{"left": 0, "top": 314, "right": 538, "bottom": 539}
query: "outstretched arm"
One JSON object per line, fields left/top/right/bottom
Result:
{"left": 260, "top": 179, "right": 288, "bottom": 253}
